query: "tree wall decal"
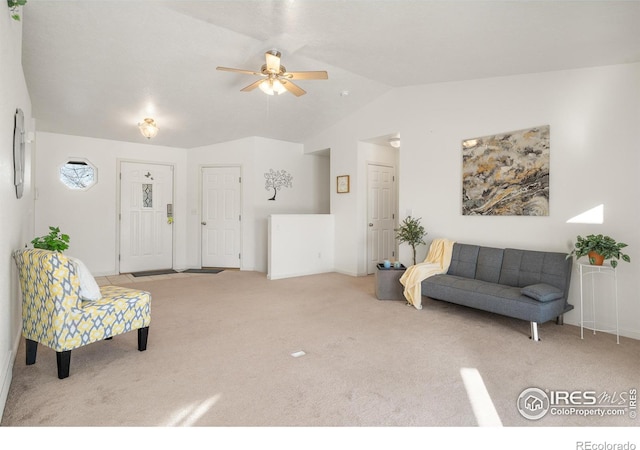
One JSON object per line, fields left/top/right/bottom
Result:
{"left": 264, "top": 169, "right": 293, "bottom": 201}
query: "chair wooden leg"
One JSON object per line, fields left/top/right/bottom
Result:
{"left": 56, "top": 351, "right": 71, "bottom": 379}
{"left": 138, "top": 327, "right": 149, "bottom": 351}
{"left": 26, "top": 339, "right": 38, "bottom": 365}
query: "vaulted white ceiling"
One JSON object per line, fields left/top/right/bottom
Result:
{"left": 20, "top": 1, "right": 640, "bottom": 149}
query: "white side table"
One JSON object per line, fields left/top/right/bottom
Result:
{"left": 578, "top": 263, "right": 619, "bottom": 344}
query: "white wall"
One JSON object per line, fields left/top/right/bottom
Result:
{"left": 187, "top": 136, "right": 330, "bottom": 272}
{"left": 268, "top": 214, "right": 334, "bottom": 280}
{"left": 0, "top": 14, "right": 34, "bottom": 420}
{"left": 34, "top": 132, "right": 188, "bottom": 276}
{"left": 33, "top": 133, "right": 330, "bottom": 277}
{"left": 305, "top": 63, "right": 640, "bottom": 340}
{"left": 309, "top": 138, "right": 400, "bottom": 277}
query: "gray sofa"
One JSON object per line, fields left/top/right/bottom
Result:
{"left": 421, "top": 243, "right": 573, "bottom": 341}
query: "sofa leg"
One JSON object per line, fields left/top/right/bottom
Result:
{"left": 530, "top": 322, "right": 540, "bottom": 341}
{"left": 138, "top": 327, "right": 149, "bottom": 351}
{"left": 26, "top": 339, "right": 38, "bottom": 365}
{"left": 556, "top": 315, "right": 564, "bottom": 325}
{"left": 56, "top": 351, "right": 71, "bottom": 379}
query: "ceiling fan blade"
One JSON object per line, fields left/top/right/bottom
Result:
{"left": 281, "top": 79, "right": 306, "bottom": 97}
{"left": 285, "top": 71, "right": 328, "bottom": 80}
{"left": 217, "top": 66, "right": 264, "bottom": 77}
{"left": 240, "top": 79, "right": 264, "bottom": 92}
{"left": 265, "top": 50, "right": 281, "bottom": 73}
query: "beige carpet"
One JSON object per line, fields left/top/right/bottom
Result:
{"left": 2, "top": 271, "right": 638, "bottom": 433}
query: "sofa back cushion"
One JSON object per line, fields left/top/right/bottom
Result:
{"left": 475, "top": 247, "right": 504, "bottom": 283}
{"left": 447, "top": 244, "right": 480, "bottom": 278}
{"left": 498, "top": 248, "right": 571, "bottom": 295}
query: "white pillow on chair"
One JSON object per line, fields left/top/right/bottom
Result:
{"left": 67, "top": 256, "right": 102, "bottom": 301}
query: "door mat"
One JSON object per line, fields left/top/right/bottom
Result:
{"left": 182, "top": 268, "right": 224, "bottom": 274}
{"left": 131, "top": 269, "right": 178, "bottom": 277}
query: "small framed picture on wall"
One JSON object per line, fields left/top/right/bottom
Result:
{"left": 337, "top": 175, "right": 350, "bottom": 193}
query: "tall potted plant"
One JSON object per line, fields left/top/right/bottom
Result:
{"left": 568, "top": 234, "right": 630, "bottom": 268}
{"left": 395, "top": 216, "right": 427, "bottom": 266}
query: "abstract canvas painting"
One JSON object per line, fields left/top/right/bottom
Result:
{"left": 462, "top": 125, "right": 549, "bottom": 216}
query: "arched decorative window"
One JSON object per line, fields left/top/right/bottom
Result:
{"left": 59, "top": 158, "right": 97, "bottom": 190}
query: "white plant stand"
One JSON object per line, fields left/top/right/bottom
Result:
{"left": 579, "top": 263, "right": 619, "bottom": 344}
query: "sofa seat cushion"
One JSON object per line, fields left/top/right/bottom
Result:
{"left": 63, "top": 285, "right": 151, "bottom": 350}
{"left": 422, "top": 274, "right": 567, "bottom": 323}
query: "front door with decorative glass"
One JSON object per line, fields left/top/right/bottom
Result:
{"left": 119, "top": 161, "right": 174, "bottom": 273}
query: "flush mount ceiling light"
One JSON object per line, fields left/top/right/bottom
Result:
{"left": 389, "top": 137, "right": 401, "bottom": 148}
{"left": 138, "top": 118, "right": 159, "bottom": 139}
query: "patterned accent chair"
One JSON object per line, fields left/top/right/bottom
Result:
{"left": 13, "top": 249, "right": 151, "bottom": 379}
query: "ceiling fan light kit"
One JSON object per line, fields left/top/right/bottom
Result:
{"left": 217, "top": 50, "right": 328, "bottom": 97}
{"left": 259, "top": 78, "right": 287, "bottom": 96}
{"left": 138, "top": 118, "right": 159, "bottom": 139}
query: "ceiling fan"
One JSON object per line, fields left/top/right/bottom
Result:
{"left": 216, "top": 50, "right": 328, "bottom": 97}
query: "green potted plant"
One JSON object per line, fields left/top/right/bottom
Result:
{"left": 7, "top": 0, "right": 27, "bottom": 21}
{"left": 31, "top": 226, "right": 70, "bottom": 252}
{"left": 568, "top": 234, "right": 630, "bottom": 268}
{"left": 395, "top": 216, "right": 427, "bottom": 266}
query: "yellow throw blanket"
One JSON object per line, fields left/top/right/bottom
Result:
{"left": 399, "top": 238, "right": 455, "bottom": 310}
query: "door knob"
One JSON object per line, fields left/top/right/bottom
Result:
{"left": 201, "top": 221, "right": 207, "bottom": 226}
{"left": 369, "top": 223, "right": 373, "bottom": 227}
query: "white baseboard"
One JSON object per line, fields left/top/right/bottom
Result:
{"left": 0, "top": 347, "right": 17, "bottom": 423}
{"left": 0, "top": 329, "right": 22, "bottom": 422}
{"left": 563, "top": 317, "right": 639, "bottom": 341}
{"left": 619, "top": 328, "right": 640, "bottom": 341}
{"left": 333, "top": 269, "right": 359, "bottom": 277}
{"left": 268, "top": 269, "right": 333, "bottom": 280}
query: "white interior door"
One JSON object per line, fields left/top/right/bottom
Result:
{"left": 119, "top": 162, "right": 174, "bottom": 273}
{"left": 367, "top": 164, "right": 396, "bottom": 274}
{"left": 201, "top": 166, "right": 241, "bottom": 268}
